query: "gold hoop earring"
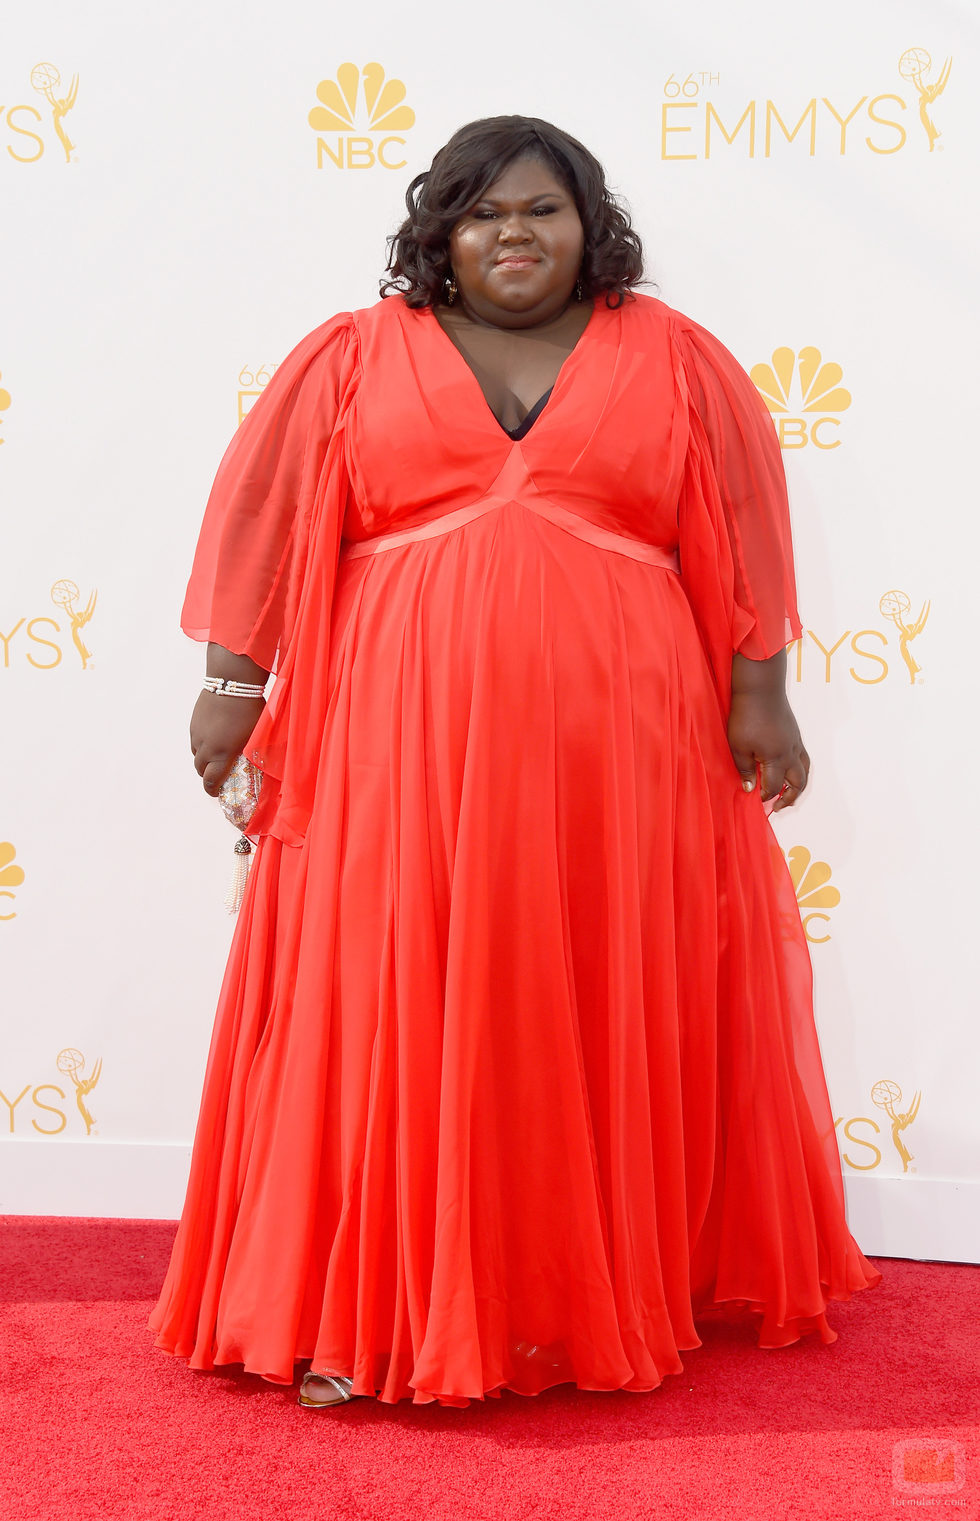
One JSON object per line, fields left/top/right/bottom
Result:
{"left": 445, "top": 274, "right": 458, "bottom": 306}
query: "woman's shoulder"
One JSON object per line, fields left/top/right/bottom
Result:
{"left": 613, "top": 293, "right": 707, "bottom": 355}
{"left": 249, "top": 308, "right": 366, "bottom": 411}
{"left": 266, "top": 298, "right": 419, "bottom": 389}
{"left": 622, "top": 293, "right": 749, "bottom": 376}
{"left": 273, "top": 309, "right": 359, "bottom": 377}
{"left": 277, "top": 297, "right": 405, "bottom": 356}
{"left": 620, "top": 290, "right": 701, "bottom": 338}
{"left": 350, "top": 294, "right": 416, "bottom": 334}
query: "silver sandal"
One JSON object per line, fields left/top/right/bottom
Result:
{"left": 298, "top": 1371, "right": 356, "bottom": 1408}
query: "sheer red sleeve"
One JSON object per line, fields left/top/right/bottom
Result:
{"left": 181, "top": 312, "right": 358, "bottom": 671}
{"left": 672, "top": 312, "right": 802, "bottom": 704}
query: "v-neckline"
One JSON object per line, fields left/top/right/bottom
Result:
{"left": 503, "top": 387, "right": 553, "bottom": 440}
{"left": 423, "top": 300, "right": 600, "bottom": 441}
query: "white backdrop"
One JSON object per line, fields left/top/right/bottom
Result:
{"left": 2, "top": 0, "right": 977, "bottom": 1261}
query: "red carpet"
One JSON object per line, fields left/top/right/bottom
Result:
{"left": 2, "top": 1219, "right": 977, "bottom": 1521}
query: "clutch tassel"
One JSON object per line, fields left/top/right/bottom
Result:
{"left": 224, "top": 834, "right": 253, "bottom": 914}
{"left": 217, "top": 756, "right": 262, "bottom": 913}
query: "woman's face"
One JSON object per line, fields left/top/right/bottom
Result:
{"left": 447, "top": 155, "right": 585, "bottom": 328}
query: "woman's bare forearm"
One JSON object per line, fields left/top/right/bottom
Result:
{"left": 205, "top": 642, "right": 270, "bottom": 687}
{"left": 189, "top": 644, "right": 270, "bottom": 795}
{"left": 731, "top": 648, "right": 787, "bottom": 699}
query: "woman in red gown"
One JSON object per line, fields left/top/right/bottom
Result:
{"left": 150, "top": 116, "right": 880, "bottom": 1408}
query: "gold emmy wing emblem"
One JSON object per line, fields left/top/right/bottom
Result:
{"left": 879, "top": 590, "right": 929, "bottom": 683}
{"left": 0, "top": 371, "right": 10, "bottom": 441}
{"left": 0, "top": 841, "right": 25, "bottom": 921}
{"left": 50, "top": 579, "right": 96, "bottom": 669}
{"left": 872, "top": 1079, "right": 921, "bottom": 1173}
{"left": 30, "top": 62, "right": 78, "bottom": 163}
{"left": 750, "top": 348, "right": 851, "bottom": 449}
{"left": 899, "top": 48, "right": 951, "bottom": 152}
{"left": 57, "top": 1048, "right": 102, "bottom": 1136}
{"left": 783, "top": 846, "right": 840, "bottom": 944}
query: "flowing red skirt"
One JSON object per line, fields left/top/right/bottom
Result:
{"left": 151, "top": 501, "right": 880, "bottom": 1405}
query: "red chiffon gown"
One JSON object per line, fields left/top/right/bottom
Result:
{"left": 150, "top": 292, "right": 880, "bottom": 1405}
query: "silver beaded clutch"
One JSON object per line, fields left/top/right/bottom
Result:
{"left": 217, "top": 757, "right": 263, "bottom": 912}
{"left": 218, "top": 755, "right": 262, "bottom": 830}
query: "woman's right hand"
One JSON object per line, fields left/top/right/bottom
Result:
{"left": 190, "top": 691, "right": 265, "bottom": 796}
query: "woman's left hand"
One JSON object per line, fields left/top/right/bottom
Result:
{"left": 728, "top": 651, "right": 810, "bottom": 811}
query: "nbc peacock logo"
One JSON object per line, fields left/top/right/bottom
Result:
{"left": 783, "top": 845, "right": 840, "bottom": 944}
{"left": 0, "top": 369, "right": 10, "bottom": 442}
{"left": 308, "top": 63, "right": 415, "bottom": 171}
{"left": 750, "top": 346, "right": 852, "bottom": 450}
{"left": 0, "top": 841, "right": 25, "bottom": 921}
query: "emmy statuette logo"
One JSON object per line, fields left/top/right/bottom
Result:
{"left": 750, "top": 347, "right": 851, "bottom": 449}
{"left": 0, "top": 369, "right": 10, "bottom": 440}
{"left": 31, "top": 63, "right": 78, "bottom": 163}
{"left": 309, "top": 63, "right": 415, "bottom": 170}
{"left": 835, "top": 1079, "right": 921, "bottom": 1173}
{"left": 660, "top": 47, "right": 951, "bottom": 161}
{"left": 871, "top": 1079, "right": 921, "bottom": 1174}
{"left": 49, "top": 579, "right": 96, "bottom": 669}
{"left": 878, "top": 591, "right": 929, "bottom": 684}
{"left": 0, "top": 841, "right": 25, "bottom": 920}
{"left": 899, "top": 48, "right": 951, "bottom": 152}
{"left": 783, "top": 846, "right": 840, "bottom": 944}
{"left": 1, "top": 1049, "right": 103, "bottom": 1136}
{"left": 787, "top": 590, "right": 929, "bottom": 686}
{"left": 57, "top": 1049, "right": 102, "bottom": 1136}
{"left": 1, "top": 63, "right": 80, "bottom": 163}
{"left": 1, "top": 578, "right": 98, "bottom": 671}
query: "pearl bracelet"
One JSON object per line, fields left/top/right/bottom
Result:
{"left": 202, "top": 676, "right": 267, "bottom": 699}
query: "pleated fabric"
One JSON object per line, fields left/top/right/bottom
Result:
{"left": 151, "top": 295, "right": 880, "bottom": 1404}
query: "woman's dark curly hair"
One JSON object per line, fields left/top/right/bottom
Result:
{"left": 382, "top": 115, "right": 644, "bottom": 308}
